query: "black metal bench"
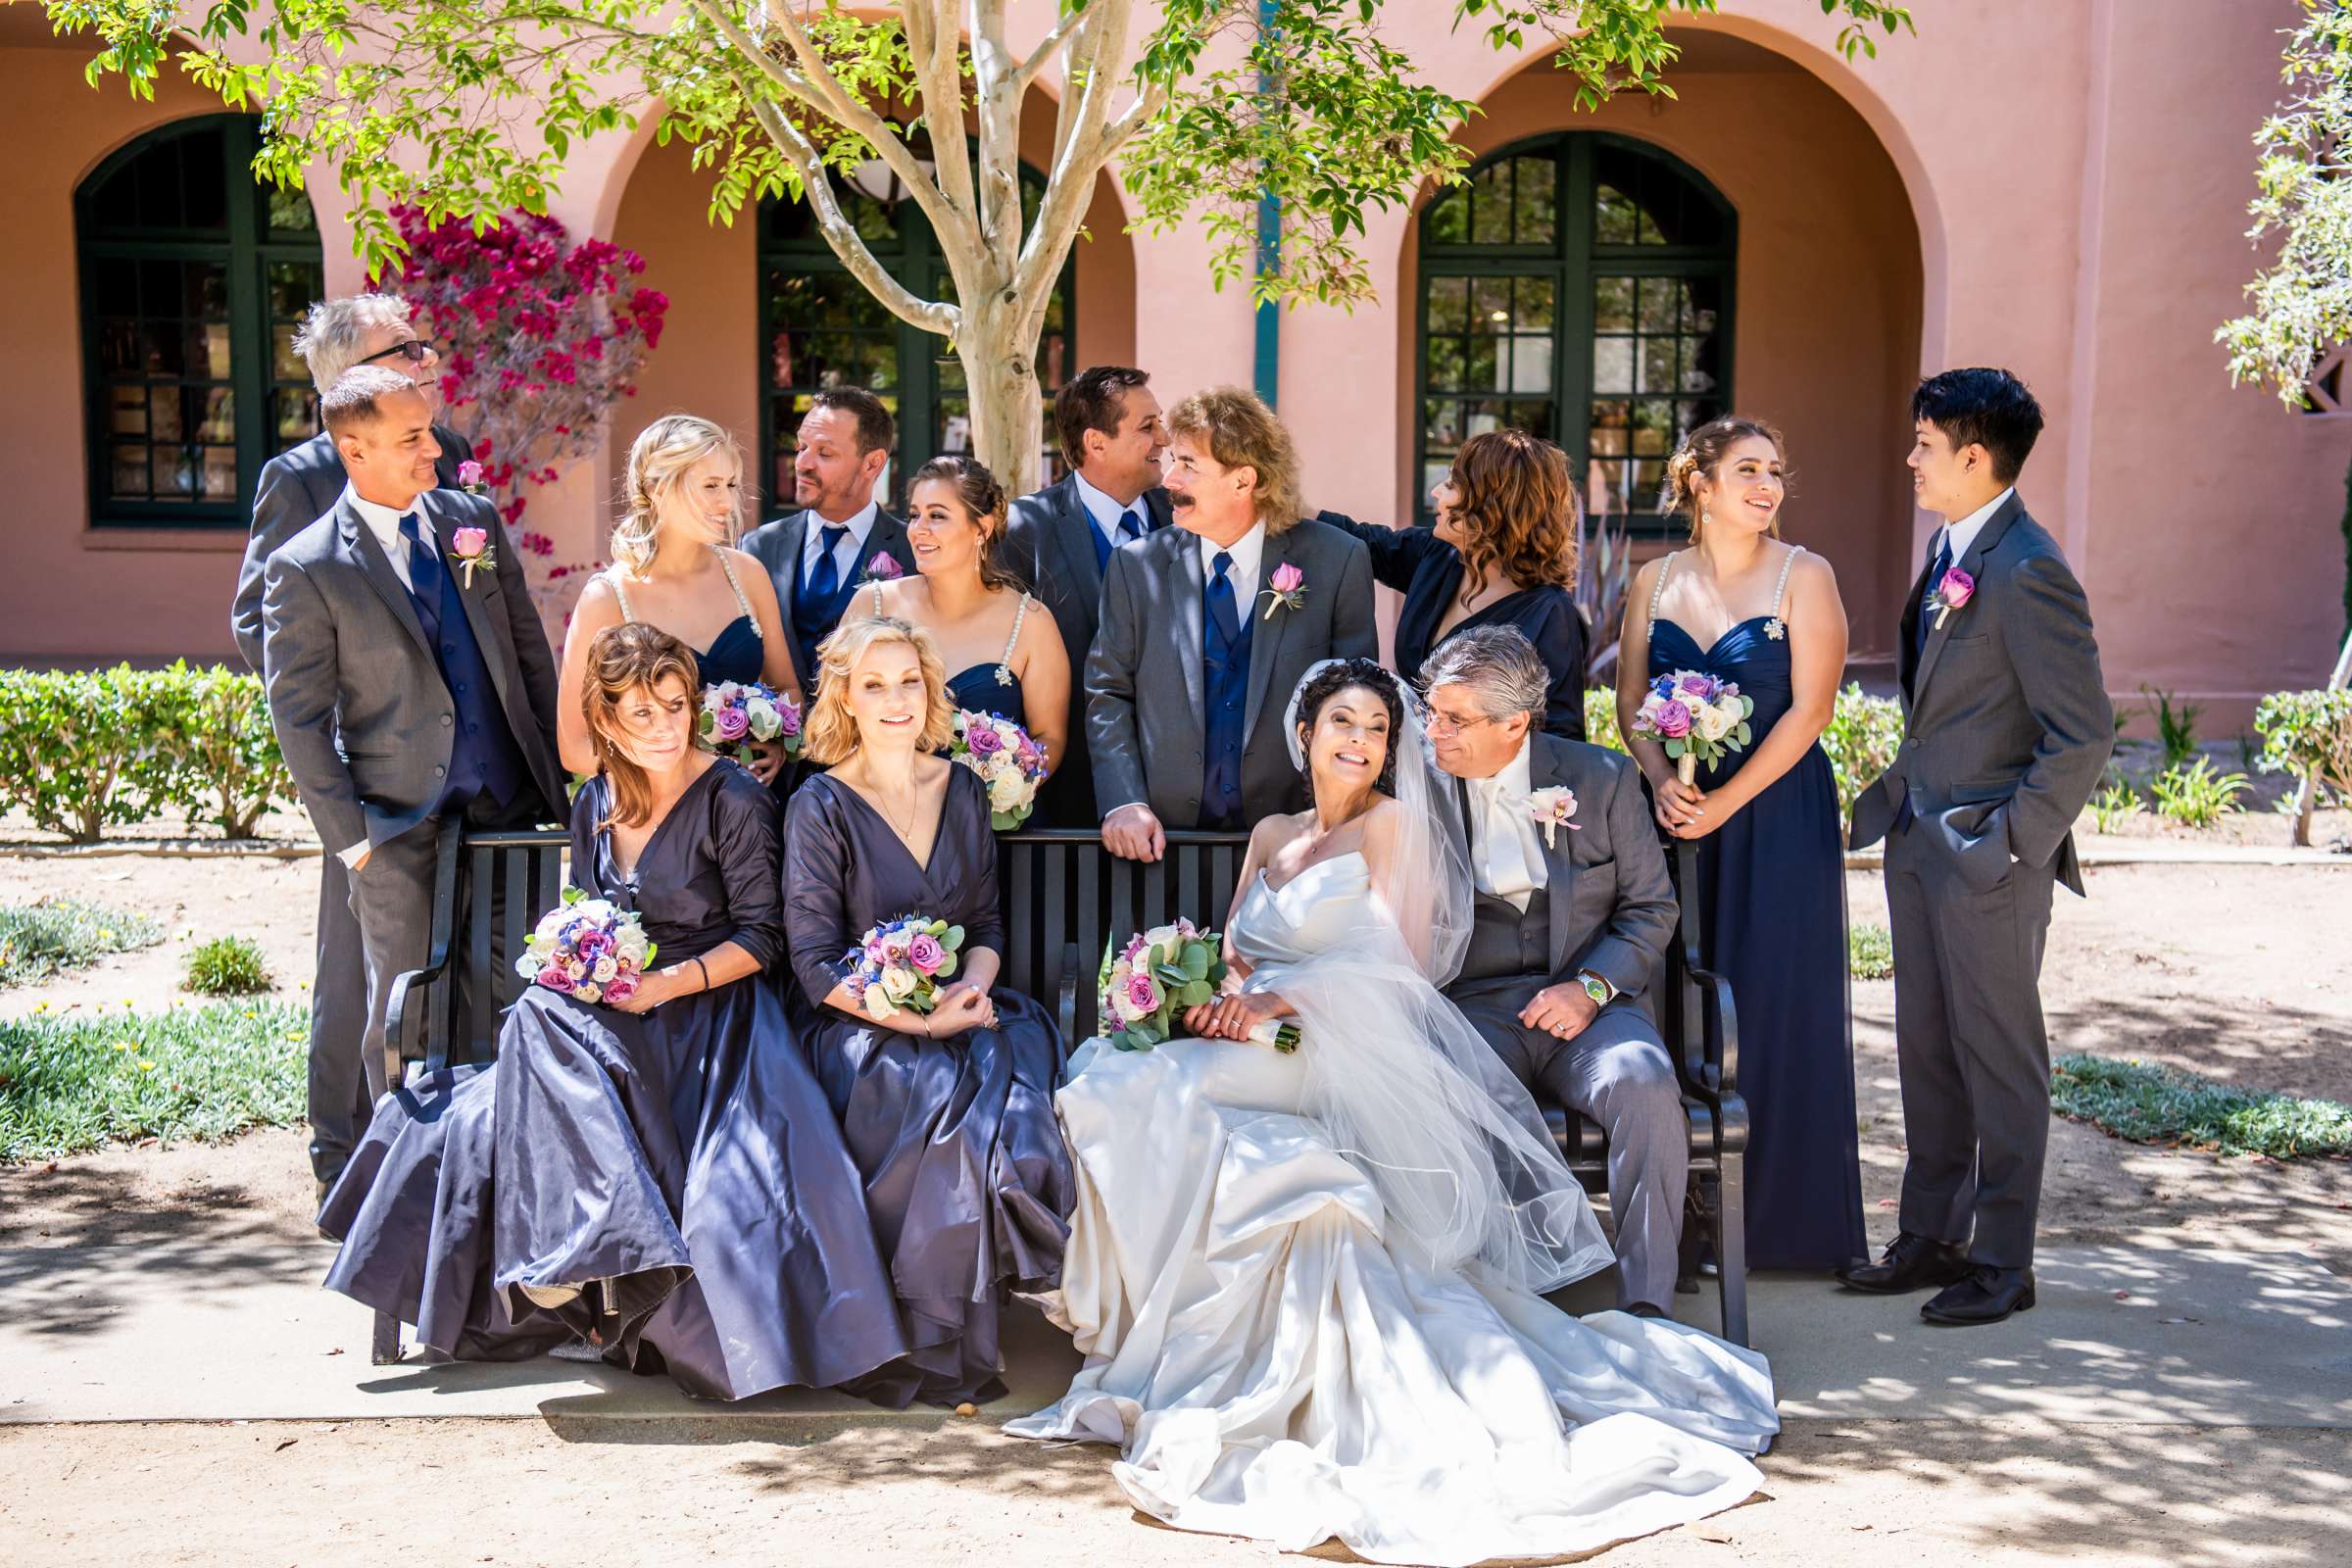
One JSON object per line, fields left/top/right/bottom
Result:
{"left": 377, "top": 823, "right": 1748, "bottom": 1358}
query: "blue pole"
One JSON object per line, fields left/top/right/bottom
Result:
{"left": 1252, "top": 0, "right": 1280, "bottom": 409}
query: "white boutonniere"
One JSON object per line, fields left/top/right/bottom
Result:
{"left": 1529, "top": 786, "right": 1581, "bottom": 849}
{"left": 1258, "top": 562, "right": 1306, "bottom": 619}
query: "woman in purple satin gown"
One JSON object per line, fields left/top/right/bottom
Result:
{"left": 1617, "top": 416, "right": 1868, "bottom": 1275}
{"left": 321, "top": 624, "right": 906, "bottom": 1397}
{"left": 783, "top": 614, "right": 1073, "bottom": 1407}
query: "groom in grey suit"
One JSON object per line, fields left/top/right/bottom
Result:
{"left": 263, "top": 368, "right": 564, "bottom": 1199}
{"left": 1846, "top": 368, "right": 2111, "bottom": 1326}
{"left": 1423, "top": 628, "right": 1687, "bottom": 1314}
{"left": 1086, "top": 386, "right": 1375, "bottom": 859}
{"left": 230, "top": 294, "right": 477, "bottom": 1193}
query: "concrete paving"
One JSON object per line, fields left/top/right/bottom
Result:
{"left": 5, "top": 1239, "right": 2345, "bottom": 1430}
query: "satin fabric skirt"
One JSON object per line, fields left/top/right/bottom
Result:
{"left": 323, "top": 977, "right": 907, "bottom": 1400}
{"left": 1005, "top": 1035, "right": 1780, "bottom": 1567}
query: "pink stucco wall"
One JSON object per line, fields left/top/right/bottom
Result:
{"left": 2, "top": 0, "right": 2344, "bottom": 724}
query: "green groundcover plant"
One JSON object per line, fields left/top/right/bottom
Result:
{"left": 0, "top": 1002, "right": 305, "bottom": 1161}
{"left": 2050, "top": 1054, "right": 2352, "bottom": 1160}
{"left": 0, "top": 902, "right": 160, "bottom": 988}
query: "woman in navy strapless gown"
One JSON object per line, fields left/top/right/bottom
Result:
{"left": 1617, "top": 416, "right": 1867, "bottom": 1274}
{"left": 1321, "top": 429, "right": 1587, "bottom": 741}
{"left": 784, "top": 615, "right": 1073, "bottom": 1407}
{"left": 320, "top": 624, "right": 906, "bottom": 1398}
{"left": 865, "top": 456, "right": 1067, "bottom": 754}
{"left": 558, "top": 415, "right": 801, "bottom": 784}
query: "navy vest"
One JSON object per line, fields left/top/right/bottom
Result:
{"left": 792, "top": 527, "right": 861, "bottom": 694}
{"left": 1200, "top": 570, "right": 1252, "bottom": 828}
{"left": 416, "top": 563, "right": 529, "bottom": 816}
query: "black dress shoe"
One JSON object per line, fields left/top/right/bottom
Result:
{"left": 1835, "top": 1232, "right": 1971, "bottom": 1294}
{"left": 1923, "top": 1266, "right": 2035, "bottom": 1326}
{"left": 1625, "top": 1301, "right": 1670, "bottom": 1320}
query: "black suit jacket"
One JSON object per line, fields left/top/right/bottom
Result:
{"left": 738, "top": 507, "right": 918, "bottom": 696}
{"left": 232, "top": 424, "right": 476, "bottom": 674}
{"left": 1004, "top": 472, "right": 1175, "bottom": 824}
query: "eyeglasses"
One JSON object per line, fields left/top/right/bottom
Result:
{"left": 360, "top": 340, "right": 436, "bottom": 368}
{"left": 1423, "top": 710, "right": 1497, "bottom": 737}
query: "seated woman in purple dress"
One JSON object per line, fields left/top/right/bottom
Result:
{"left": 321, "top": 623, "right": 906, "bottom": 1399}
{"left": 783, "top": 615, "right": 1073, "bottom": 1407}
{"left": 1321, "top": 428, "right": 1587, "bottom": 740}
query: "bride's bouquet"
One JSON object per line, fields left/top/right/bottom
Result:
{"left": 843, "top": 914, "right": 964, "bottom": 1022}
{"left": 1631, "top": 669, "right": 1754, "bottom": 786}
{"left": 515, "top": 886, "right": 657, "bottom": 1006}
{"left": 1101, "top": 921, "right": 1298, "bottom": 1054}
{"left": 948, "top": 709, "right": 1049, "bottom": 830}
{"left": 699, "top": 680, "right": 803, "bottom": 768}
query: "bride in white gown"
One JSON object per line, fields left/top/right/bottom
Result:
{"left": 1006, "top": 659, "right": 1778, "bottom": 1566}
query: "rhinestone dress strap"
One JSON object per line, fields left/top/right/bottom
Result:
{"left": 868, "top": 579, "right": 886, "bottom": 616}
{"left": 1647, "top": 550, "right": 1679, "bottom": 621}
{"left": 995, "top": 593, "right": 1030, "bottom": 687}
{"left": 1771, "top": 545, "right": 1803, "bottom": 620}
{"left": 607, "top": 570, "right": 636, "bottom": 625}
{"left": 710, "top": 544, "right": 758, "bottom": 628}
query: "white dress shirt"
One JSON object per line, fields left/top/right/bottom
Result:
{"left": 1465, "top": 737, "right": 1546, "bottom": 912}
{"left": 346, "top": 485, "right": 429, "bottom": 595}
{"left": 1072, "top": 469, "right": 1148, "bottom": 557}
{"left": 1199, "top": 520, "right": 1266, "bottom": 618}
{"left": 800, "top": 500, "right": 879, "bottom": 586}
{"left": 1936, "top": 485, "right": 2014, "bottom": 566}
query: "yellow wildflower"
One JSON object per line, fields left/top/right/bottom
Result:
{"left": 137, "top": 1060, "right": 157, "bottom": 1072}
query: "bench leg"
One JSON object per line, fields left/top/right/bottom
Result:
{"left": 1713, "top": 1149, "right": 1749, "bottom": 1348}
{"left": 371, "top": 1307, "right": 404, "bottom": 1366}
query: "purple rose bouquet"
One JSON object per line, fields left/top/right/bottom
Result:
{"left": 1632, "top": 669, "right": 1755, "bottom": 785}
{"left": 1099, "top": 920, "right": 1298, "bottom": 1054}
{"left": 515, "top": 885, "right": 656, "bottom": 1006}
{"left": 842, "top": 913, "right": 964, "bottom": 1021}
{"left": 948, "top": 709, "right": 1049, "bottom": 830}
{"left": 698, "top": 679, "right": 803, "bottom": 767}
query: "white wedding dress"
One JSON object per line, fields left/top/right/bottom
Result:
{"left": 1006, "top": 849, "right": 1780, "bottom": 1566}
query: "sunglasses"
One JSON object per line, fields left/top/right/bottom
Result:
{"left": 360, "top": 340, "right": 436, "bottom": 368}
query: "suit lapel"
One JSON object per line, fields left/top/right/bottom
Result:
{"left": 336, "top": 499, "right": 433, "bottom": 658}
{"left": 1047, "top": 477, "right": 1105, "bottom": 612}
{"left": 422, "top": 492, "right": 515, "bottom": 710}
{"left": 867, "top": 508, "right": 917, "bottom": 577}
{"left": 1242, "top": 530, "right": 1296, "bottom": 737}
{"left": 1171, "top": 532, "right": 1206, "bottom": 726}
{"left": 1912, "top": 491, "right": 2024, "bottom": 704}
{"left": 1531, "top": 739, "right": 1580, "bottom": 977}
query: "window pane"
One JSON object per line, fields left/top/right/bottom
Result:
{"left": 1594, "top": 184, "right": 1640, "bottom": 245}
{"left": 1469, "top": 163, "right": 1511, "bottom": 245}
{"left": 1592, "top": 275, "right": 1634, "bottom": 332}
{"left": 1507, "top": 336, "right": 1553, "bottom": 394}
{"left": 269, "top": 185, "right": 318, "bottom": 236}
{"left": 109, "top": 443, "right": 151, "bottom": 501}
{"left": 1512, "top": 157, "right": 1555, "bottom": 245}
{"left": 1515, "top": 276, "right": 1555, "bottom": 331}
{"left": 1636, "top": 277, "right": 1680, "bottom": 334}
{"left": 1592, "top": 335, "right": 1634, "bottom": 394}
{"left": 1425, "top": 335, "right": 1466, "bottom": 391}
{"left": 1426, "top": 275, "right": 1469, "bottom": 333}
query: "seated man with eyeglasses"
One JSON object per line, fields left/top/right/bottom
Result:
{"left": 229, "top": 291, "right": 480, "bottom": 1206}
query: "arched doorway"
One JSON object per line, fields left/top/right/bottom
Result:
{"left": 1415, "top": 132, "right": 1736, "bottom": 533}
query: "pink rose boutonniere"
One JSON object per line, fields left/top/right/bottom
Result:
{"left": 455, "top": 458, "right": 488, "bottom": 496}
{"left": 863, "top": 552, "right": 904, "bottom": 583}
{"left": 1933, "top": 567, "right": 1976, "bottom": 630}
{"left": 449, "top": 524, "right": 494, "bottom": 589}
{"left": 1259, "top": 562, "right": 1306, "bottom": 620}
{"left": 1528, "top": 786, "right": 1581, "bottom": 849}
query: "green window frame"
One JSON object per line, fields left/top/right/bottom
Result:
{"left": 75, "top": 115, "right": 324, "bottom": 529}
{"left": 757, "top": 161, "right": 1073, "bottom": 512}
{"left": 1416, "top": 131, "right": 1737, "bottom": 536}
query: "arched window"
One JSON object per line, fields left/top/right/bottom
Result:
{"left": 1416, "top": 132, "right": 1736, "bottom": 533}
{"left": 76, "top": 115, "right": 324, "bottom": 528}
{"left": 759, "top": 155, "right": 1072, "bottom": 509}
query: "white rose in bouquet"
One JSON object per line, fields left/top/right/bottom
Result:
{"left": 989, "top": 768, "right": 1028, "bottom": 812}
{"left": 1142, "top": 924, "right": 1182, "bottom": 955}
{"left": 1694, "top": 702, "right": 1735, "bottom": 743}
{"left": 861, "top": 982, "right": 897, "bottom": 1020}
{"left": 881, "top": 964, "right": 920, "bottom": 1001}
{"left": 591, "top": 956, "right": 618, "bottom": 984}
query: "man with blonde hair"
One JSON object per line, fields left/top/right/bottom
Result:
{"left": 1085, "top": 386, "right": 1375, "bottom": 858}
{"left": 229, "top": 291, "right": 479, "bottom": 1200}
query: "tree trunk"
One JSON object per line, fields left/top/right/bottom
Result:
{"left": 956, "top": 291, "right": 1046, "bottom": 496}
{"left": 2290, "top": 625, "right": 2352, "bottom": 847}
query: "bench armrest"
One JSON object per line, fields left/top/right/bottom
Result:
{"left": 381, "top": 821, "right": 465, "bottom": 1086}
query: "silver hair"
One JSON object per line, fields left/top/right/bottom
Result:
{"left": 1418, "top": 625, "right": 1548, "bottom": 720}
{"left": 291, "top": 294, "right": 415, "bottom": 391}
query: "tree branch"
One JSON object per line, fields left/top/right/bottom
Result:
{"left": 1017, "top": 0, "right": 1134, "bottom": 304}
{"left": 1011, "top": 1, "right": 1092, "bottom": 95}
{"left": 901, "top": 0, "right": 976, "bottom": 234}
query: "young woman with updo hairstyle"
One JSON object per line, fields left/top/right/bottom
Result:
{"left": 321, "top": 621, "right": 908, "bottom": 1401}
{"left": 1615, "top": 415, "right": 1867, "bottom": 1276}
{"left": 1321, "top": 428, "right": 1588, "bottom": 740}
{"left": 782, "top": 614, "right": 1073, "bottom": 1408}
{"left": 862, "top": 455, "right": 1071, "bottom": 777}
{"left": 558, "top": 415, "right": 800, "bottom": 783}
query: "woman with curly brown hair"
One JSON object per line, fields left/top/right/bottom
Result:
{"left": 1323, "top": 427, "right": 1588, "bottom": 739}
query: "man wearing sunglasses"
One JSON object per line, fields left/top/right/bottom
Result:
{"left": 230, "top": 292, "right": 480, "bottom": 1206}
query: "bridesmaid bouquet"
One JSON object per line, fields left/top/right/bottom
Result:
{"left": 843, "top": 914, "right": 964, "bottom": 1022}
{"left": 1633, "top": 670, "right": 1755, "bottom": 786}
{"left": 1101, "top": 921, "right": 1298, "bottom": 1054}
{"left": 948, "top": 710, "right": 1050, "bottom": 830}
{"left": 515, "top": 886, "right": 658, "bottom": 1006}
{"left": 699, "top": 680, "right": 803, "bottom": 767}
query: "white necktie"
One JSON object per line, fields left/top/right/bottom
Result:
{"left": 1471, "top": 776, "right": 1536, "bottom": 912}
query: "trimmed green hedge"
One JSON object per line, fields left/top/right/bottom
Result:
{"left": 0, "top": 662, "right": 294, "bottom": 843}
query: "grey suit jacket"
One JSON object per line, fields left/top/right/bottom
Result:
{"left": 738, "top": 506, "right": 918, "bottom": 688}
{"left": 1004, "top": 473, "right": 1174, "bottom": 821}
{"left": 1848, "top": 492, "right": 2112, "bottom": 896}
{"left": 261, "top": 488, "right": 564, "bottom": 858}
{"left": 232, "top": 424, "right": 476, "bottom": 674}
{"left": 1085, "top": 516, "right": 1377, "bottom": 828}
{"left": 1444, "top": 733, "right": 1679, "bottom": 1002}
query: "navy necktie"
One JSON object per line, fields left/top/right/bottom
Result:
{"left": 1117, "top": 506, "right": 1144, "bottom": 545}
{"left": 1916, "top": 531, "right": 1952, "bottom": 658}
{"left": 806, "top": 523, "right": 850, "bottom": 608}
{"left": 398, "top": 513, "right": 445, "bottom": 647}
{"left": 1206, "top": 550, "right": 1240, "bottom": 645}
